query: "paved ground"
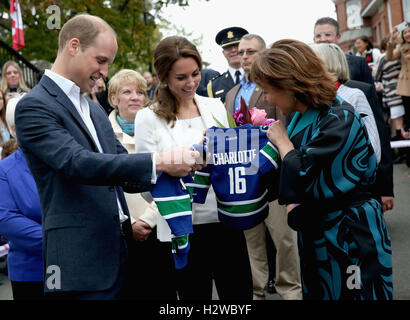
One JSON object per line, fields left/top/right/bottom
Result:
{"left": 383, "top": 163, "right": 410, "bottom": 300}
{"left": 1, "top": 163, "right": 409, "bottom": 300}
{"left": 0, "top": 259, "right": 11, "bottom": 300}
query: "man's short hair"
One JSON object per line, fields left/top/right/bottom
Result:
{"left": 314, "top": 17, "right": 340, "bottom": 35}
{"left": 241, "top": 34, "right": 266, "bottom": 50}
{"left": 58, "top": 14, "right": 116, "bottom": 53}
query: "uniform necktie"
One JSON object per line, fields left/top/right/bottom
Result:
{"left": 235, "top": 70, "right": 241, "bottom": 85}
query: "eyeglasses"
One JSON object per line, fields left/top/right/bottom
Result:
{"left": 237, "top": 49, "right": 258, "bottom": 56}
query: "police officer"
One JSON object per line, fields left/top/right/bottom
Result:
{"left": 207, "top": 27, "right": 249, "bottom": 103}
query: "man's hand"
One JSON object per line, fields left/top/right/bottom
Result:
{"left": 155, "top": 146, "right": 200, "bottom": 177}
{"left": 132, "top": 219, "right": 152, "bottom": 241}
{"left": 381, "top": 196, "right": 394, "bottom": 212}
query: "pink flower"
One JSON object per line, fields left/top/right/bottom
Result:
{"left": 250, "top": 107, "right": 267, "bottom": 125}
{"left": 264, "top": 118, "right": 276, "bottom": 126}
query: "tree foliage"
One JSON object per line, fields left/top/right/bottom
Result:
{"left": 0, "top": 0, "right": 208, "bottom": 74}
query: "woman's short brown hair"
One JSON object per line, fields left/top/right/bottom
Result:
{"left": 152, "top": 36, "right": 202, "bottom": 126}
{"left": 249, "top": 39, "right": 336, "bottom": 110}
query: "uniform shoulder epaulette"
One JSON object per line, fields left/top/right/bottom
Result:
{"left": 210, "top": 72, "right": 225, "bottom": 81}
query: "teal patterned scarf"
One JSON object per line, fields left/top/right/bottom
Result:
{"left": 116, "top": 114, "right": 134, "bottom": 136}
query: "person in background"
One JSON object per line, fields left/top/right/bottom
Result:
{"left": 0, "top": 95, "right": 44, "bottom": 300}
{"left": 134, "top": 35, "right": 253, "bottom": 300}
{"left": 0, "top": 89, "right": 10, "bottom": 146}
{"left": 1, "top": 138, "right": 18, "bottom": 159}
{"left": 354, "top": 35, "right": 383, "bottom": 77}
{"left": 152, "top": 73, "right": 159, "bottom": 86}
{"left": 225, "top": 33, "right": 302, "bottom": 300}
{"left": 310, "top": 43, "right": 381, "bottom": 164}
{"left": 386, "top": 24, "right": 410, "bottom": 167}
{"left": 375, "top": 37, "right": 408, "bottom": 140}
{"left": 89, "top": 77, "right": 112, "bottom": 115}
{"left": 0, "top": 61, "right": 30, "bottom": 101}
{"left": 89, "top": 77, "right": 106, "bottom": 102}
{"left": 313, "top": 17, "right": 374, "bottom": 85}
{"left": 107, "top": 69, "right": 176, "bottom": 299}
{"left": 196, "top": 68, "right": 220, "bottom": 97}
{"left": 310, "top": 42, "right": 394, "bottom": 213}
{"left": 143, "top": 71, "right": 157, "bottom": 101}
{"left": 250, "top": 39, "right": 393, "bottom": 300}
{"left": 207, "top": 27, "right": 249, "bottom": 103}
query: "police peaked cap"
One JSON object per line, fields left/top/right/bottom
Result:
{"left": 215, "top": 27, "right": 249, "bottom": 48}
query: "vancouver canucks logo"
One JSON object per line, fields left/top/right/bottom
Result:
{"left": 259, "top": 125, "right": 269, "bottom": 132}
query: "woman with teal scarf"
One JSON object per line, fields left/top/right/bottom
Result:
{"left": 108, "top": 69, "right": 176, "bottom": 300}
{"left": 250, "top": 39, "right": 393, "bottom": 300}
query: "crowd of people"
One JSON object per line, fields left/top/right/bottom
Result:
{"left": 0, "top": 13, "right": 409, "bottom": 301}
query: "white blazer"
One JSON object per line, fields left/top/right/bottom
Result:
{"left": 134, "top": 94, "right": 229, "bottom": 152}
{"left": 134, "top": 94, "right": 229, "bottom": 241}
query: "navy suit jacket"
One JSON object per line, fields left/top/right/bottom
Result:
{"left": 207, "top": 71, "right": 236, "bottom": 103}
{"left": 346, "top": 54, "right": 374, "bottom": 85}
{"left": 345, "top": 80, "right": 394, "bottom": 199}
{"left": 15, "top": 75, "right": 154, "bottom": 292}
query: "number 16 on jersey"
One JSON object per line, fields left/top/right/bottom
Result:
{"left": 228, "top": 166, "right": 247, "bottom": 194}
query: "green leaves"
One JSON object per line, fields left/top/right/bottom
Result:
{"left": 212, "top": 114, "right": 225, "bottom": 128}
{"left": 0, "top": 0, "right": 209, "bottom": 75}
{"left": 211, "top": 112, "right": 237, "bottom": 128}
{"left": 227, "top": 111, "right": 237, "bottom": 128}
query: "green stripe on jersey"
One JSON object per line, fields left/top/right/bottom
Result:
{"left": 262, "top": 142, "right": 279, "bottom": 162}
{"left": 193, "top": 173, "right": 210, "bottom": 186}
{"left": 172, "top": 234, "right": 189, "bottom": 250}
{"left": 156, "top": 198, "right": 192, "bottom": 216}
{"left": 217, "top": 196, "right": 267, "bottom": 215}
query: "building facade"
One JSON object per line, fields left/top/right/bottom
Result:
{"left": 333, "top": 0, "right": 409, "bottom": 52}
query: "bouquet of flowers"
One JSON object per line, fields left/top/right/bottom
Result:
{"left": 231, "top": 97, "right": 276, "bottom": 127}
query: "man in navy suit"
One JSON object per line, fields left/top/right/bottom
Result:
{"left": 313, "top": 17, "right": 374, "bottom": 85}
{"left": 14, "top": 14, "right": 199, "bottom": 300}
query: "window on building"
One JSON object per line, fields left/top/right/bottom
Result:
{"left": 403, "top": 0, "right": 410, "bottom": 22}
{"left": 346, "top": 0, "right": 363, "bottom": 29}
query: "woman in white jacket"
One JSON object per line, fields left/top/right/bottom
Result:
{"left": 354, "top": 35, "right": 383, "bottom": 77}
{"left": 134, "top": 36, "right": 252, "bottom": 300}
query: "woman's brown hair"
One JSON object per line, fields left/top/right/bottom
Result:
{"left": 152, "top": 36, "right": 202, "bottom": 126}
{"left": 0, "top": 89, "right": 9, "bottom": 141}
{"left": 249, "top": 39, "right": 336, "bottom": 110}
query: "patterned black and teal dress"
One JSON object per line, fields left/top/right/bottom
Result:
{"left": 279, "top": 97, "right": 393, "bottom": 300}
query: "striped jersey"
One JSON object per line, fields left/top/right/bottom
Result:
{"left": 151, "top": 173, "right": 194, "bottom": 269}
{"left": 192, "top": 125, "right": 280, "bottom": 230}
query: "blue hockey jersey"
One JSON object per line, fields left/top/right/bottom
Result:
{"left": 151, "top": 173, "right": 194, "bottom": 269}
{"left": 191, "top": 125, "right": 280, "bottom": 230}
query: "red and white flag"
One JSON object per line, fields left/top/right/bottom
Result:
{"left": 10, "top": 0, "right": 25, "bottom": 51}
